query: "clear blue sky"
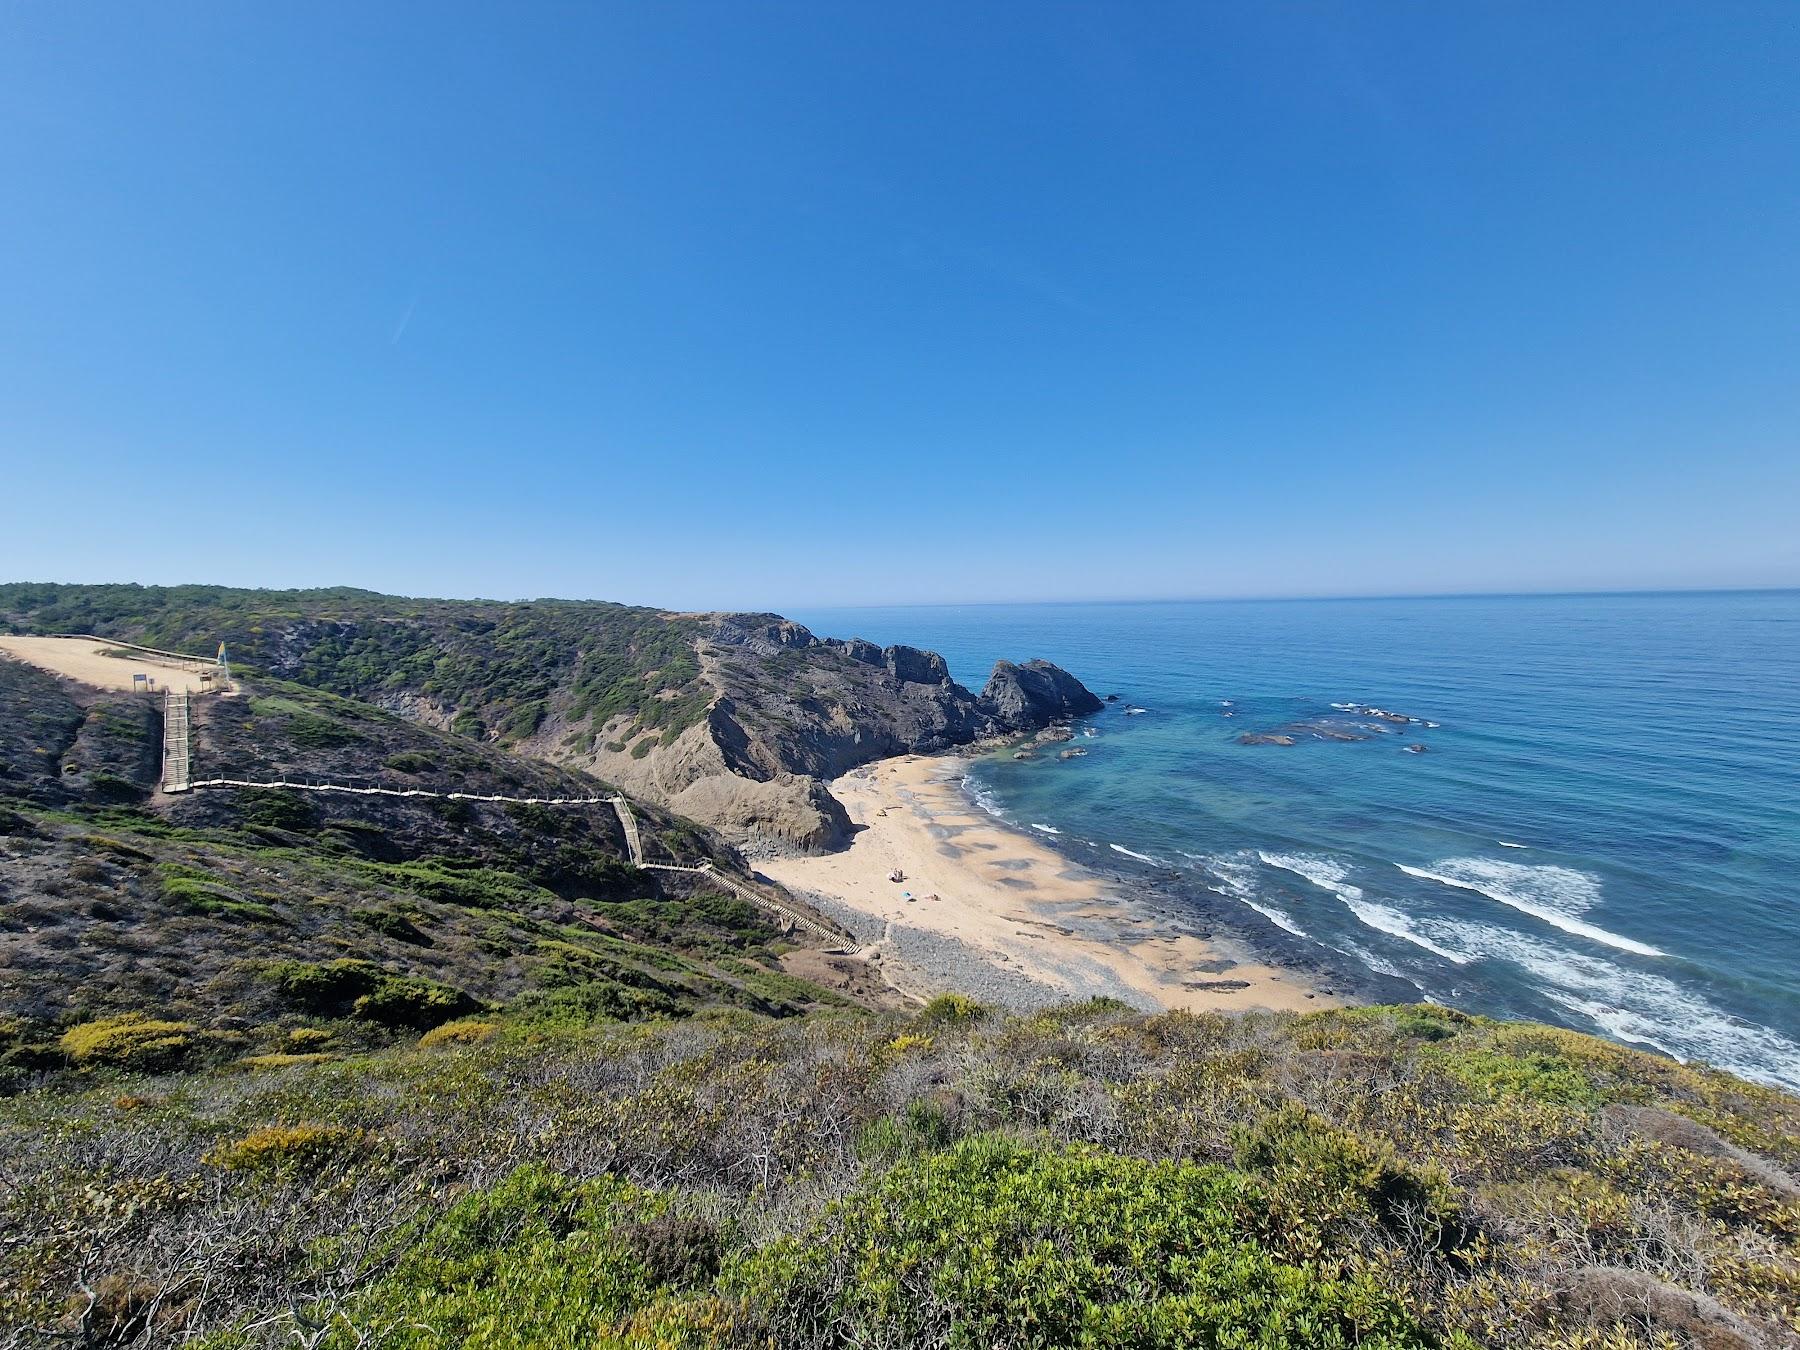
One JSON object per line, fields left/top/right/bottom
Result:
{"left": 3, "top": 3, "right": 1795, "bottom": 609}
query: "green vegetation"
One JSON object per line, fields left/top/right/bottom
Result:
{"left": 0, "top": 582, "right": 720, "bottom": 750}
{"left": 5, "top": 1002, "right": 1799, "bottom": 1347}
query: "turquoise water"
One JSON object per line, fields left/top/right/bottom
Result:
{"left": 790, "top": 592, "right": 1800, "bottom": 1091}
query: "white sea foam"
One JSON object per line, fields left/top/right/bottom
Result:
{"left": 1342, "top": 899, "right": 1472, "bottom": 965}
{"left": 1029, "top": 822, "right": 1061, "bottom": 835}
{"left": 1110, "top": 843, "right": 1169, "bottom": 866}
{"left": 1497, "top": 840, "right": 1528, "bottom": 849}
{"left": 1448, "top": 922, "right": 1800, "bottom": 1093}
{"left": 1338, "top": 940, "right": 1417, "bottom": 986}
{"left": 1257, "top": 851, "right": 1362, "bottom": 904}
{"left": 1197, "top": 854, "right": 1307, "bottom": 937}
{"left": 1258, "top": 852, "right": 1468, "bottom": 964}
{"left": 1396, "top": 858, "right": 1663, "bottom": 957}
{"left": 960, "top": 776, "right": 1008, "bottom": 822}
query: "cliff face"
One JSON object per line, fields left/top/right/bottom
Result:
{"left": 0, "top": 586, "right": 1103, "bottom": 853}
{"left": 572, "top": 614, "right": 1099, "bottom": 852}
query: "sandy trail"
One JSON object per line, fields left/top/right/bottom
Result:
{"left": 0, "top": 636, "right": 221, "bottom": 694}
{"left": 760, "top": 754, "right": 1330, "bottom": 1014}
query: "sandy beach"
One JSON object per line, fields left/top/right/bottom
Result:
{"left": 760, "top": 754, "right": 1332, "bottom": 1014}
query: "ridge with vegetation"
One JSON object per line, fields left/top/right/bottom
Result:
{"left": 0, "top": 584, "right": 1101, "bottom": 852}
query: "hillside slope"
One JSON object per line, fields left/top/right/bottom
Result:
{"left": 0, "top": 584, "right": 1102, "bottom": 850}
{"left": 0, "top": 654, "right": 865, "bottom": 1049}
{"left": 5, "top": 999, "right": 1798, "bottom": 1348}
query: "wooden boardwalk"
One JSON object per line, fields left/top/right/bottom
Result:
{"left": 160, "top": 691, "right": 192, "bottom": 793}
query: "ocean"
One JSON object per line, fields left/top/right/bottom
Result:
{"left": 789, "top": 592, "right": 1800, "bottom": 1092}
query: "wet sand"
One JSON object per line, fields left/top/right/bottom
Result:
{"left": 760, "top": 754, "right": 1333, "bottom": 1013}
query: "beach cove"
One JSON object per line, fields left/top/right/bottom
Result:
{"left": 760, "top": 753, "right": 1333, "bottom": 1014}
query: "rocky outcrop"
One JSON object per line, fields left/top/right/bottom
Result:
{"left": 979, "top": 659, "right": 1105, "bottom": 732}
{"left": 588, "top": 619, "right": 1101, "bottom": 853}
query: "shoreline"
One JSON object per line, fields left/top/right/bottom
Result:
{"left": 759, "top": 753, "right": 1340, "bottom": 1014}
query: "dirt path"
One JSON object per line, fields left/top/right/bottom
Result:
{"left": 0, "top": 636, "right": 220, "bottom": 694}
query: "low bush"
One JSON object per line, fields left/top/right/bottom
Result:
{"left": 730, "top": 1133, "right": 1435, "bottom": 1348}
{"left": 263, "top": 960, "right": 476, "bottom": 1029}
{"left": 59, "top": 1014, "right": 212, "bottom": 1072}
{"left": 208, "top": 1123, "right": 373, "bottom": 1174}
{"left": 918, "top": 992, "right": 988, "bottom": 1025}
{"left": 419, "top": 1019, "right": 496, "bottom": 1048}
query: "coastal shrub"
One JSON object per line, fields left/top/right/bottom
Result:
{"left": 382, "top": 751, "right": 437, "bottom": 775}
{"left": 354, "top": 907, "right": 432, "bottom": 945}
{"left": 281, "top": 711, "right": 363, "bottom": 749}
{"left": 500, "top": 700, "right": 547, "bottom": 741}
{"left": 78, "top": 834, "right": 152, "bottom": 862}
{"left": 264, "top": 958, "right": 384, "bottom": 1011}
{"left": 352, "top": 974, "right": 478, "bottom": 1030}
{"left": 261, "top": 959, "right": 475, "bottom": 1028}
{"left": 729, "top": 1133, "right": 1435, "bottom": 1348}
{"left": 160, "top": 874, "right": 281, "bottom": 923}
{"left": 420, "top": 1018, "right": 497, "bottom": 1047}
{"left": 208, "top": 1122, "right": 372, "bottom": 1174}
{"left": 1233, "top": 1103, "right": 1469, "bottom": 1258}
{"left": 236, "top": 788, "right": 318, "bottom": 832}
{"left": 59, "top": 1014, "right": 208, "bottom": 1072}
{"left": 512, "top": 978, "right": 684, "bottom": 1028}
{"left": 324, "top": 1165, "right": 696, "bottom": 1346}
{"left": 369, "top": 860, "right": 546, "bottom": 910}
{"left": 919, "top": 991, "right": 989, "bottom": 1025}
{"left": 236, "top": 1051, "right": 333, "bottom": 1070}
{"left": 1441, "top": 1045, "right": 1603, "bottom": 1107}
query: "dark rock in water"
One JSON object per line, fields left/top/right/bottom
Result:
{"left": 1013, "top": 749, "right": 1039, "bottom": 761}
{"left": 1239, "top": 733, "right": 1297, "bottom": 746}
{"left": 1057, "top": 747, "right": 1088, "bottom": 759}
{"left": 1404, "top": 742, "right": 1429, "bottom": 754}
{"left": 1104, "top": 693, "right": 1120, "bottom": 702}
{"left": 980, "top": 659, "right": 1104, "bottom": 732}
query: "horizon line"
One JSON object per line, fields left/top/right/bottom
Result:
{"left": 4, "top": 578, "right": 1797, "bottom": 613}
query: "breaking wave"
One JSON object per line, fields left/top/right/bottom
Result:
{"left": 1197, "top": 854, "right": 1308, "bottom": 937}
{"left": 1449, "top": 923, "right": 1800, "bottom": 1093}
{"left": 1109, "top": 843, "right": 1169, "bottom": 866}
{"left": 1397, "top": 858, "right": 1662, "bottom": 958}
{"left": 1257, "top": 852, "right": 1468, "bottom": 964}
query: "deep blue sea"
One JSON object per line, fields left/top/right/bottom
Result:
{"left": 790, "top": 592, "right": 1800, "bottom": 1092}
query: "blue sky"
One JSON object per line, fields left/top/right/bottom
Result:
{"left": 2, "top": 3, "right": 1795, "bottom": 608}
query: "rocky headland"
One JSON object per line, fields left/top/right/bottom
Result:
{"left": 0, "top": 585, "right": 1102, "bottom": 854}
